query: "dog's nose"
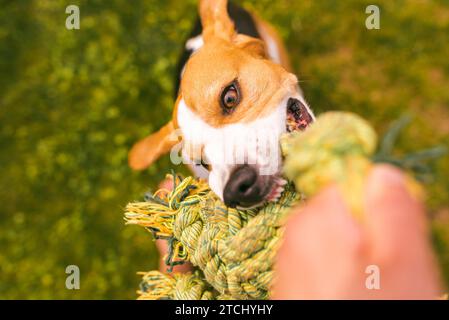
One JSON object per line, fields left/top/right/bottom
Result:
{"left": 223, "top": 165, "right": 264, "bottom": 208}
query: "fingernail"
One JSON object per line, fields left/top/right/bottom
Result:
{"left": 366, "top": 164, "right": 405, "bottom": 201}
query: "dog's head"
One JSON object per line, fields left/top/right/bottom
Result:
{"left": 129, "top": 0, "right": 314, "bottom": 208}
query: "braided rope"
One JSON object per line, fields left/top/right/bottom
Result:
{"left": 283, "top": 111, "right": 377, "bottom": 217}
{"left": 138, "top": 270, "right": 215, "bottom": 300}
{"left": 127, "top": 179, "right": 300, "bottom": 299}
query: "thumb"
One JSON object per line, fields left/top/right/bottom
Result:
{"left": 364, "top": 164, "right": 442, "bottom": 298}
{"left": 364, "top": 164, "right": 426, "bottom": 262}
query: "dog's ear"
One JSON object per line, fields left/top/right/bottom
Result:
{"left": 199, "top": 0, "right": 235, "bottom": 42}
{"left": 128, "top": 120, "right": 180, "bottom": 170}
{"left": 128, "top": 97, "right": 182, "bottom": 170}
{"left": 233, "top": 34, "right": 267, "bottom": 58}
{"left": 199, "top": 1, "right": 267, "bottom": 58}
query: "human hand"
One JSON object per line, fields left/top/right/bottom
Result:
{"left": 273, "top": 165, "right": 443, "bottom": 299}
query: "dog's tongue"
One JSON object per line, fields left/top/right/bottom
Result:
{"left": 286, "top": 98, "right": 313, "bottom": 132}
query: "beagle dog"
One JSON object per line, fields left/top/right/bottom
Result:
{"left": 129, "top": 0, "right": 314, "bottom": 209}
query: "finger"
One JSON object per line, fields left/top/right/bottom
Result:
{"left": 156, "top": 239, "right": 193, "bottom": 273}
{"left": 364, "top": 164, "right": 427, "bottom": 264}
{"left": 273, "top": 186, "right": 363, "bottom": 299}
{"left": 158, "top": 178, "right": 174, "bottom": 191}
{"left": 364, "top": 164, "right": 442, "bottom": 298}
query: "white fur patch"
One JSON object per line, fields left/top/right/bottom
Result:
{"left": 264, "top": 34, "right": 282, "bottom": 64}
{"left": 176, "top": 95, "right": 312, "bottom": 200}
{"left": 186, "top": 35, "right": 204, "bottom": 52}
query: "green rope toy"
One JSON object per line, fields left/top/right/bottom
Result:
{"left": 125, "top": 111, "right": 429, "bottom": 300}
{"left": 127, "top": 176, "right": 299, "bottom": 299}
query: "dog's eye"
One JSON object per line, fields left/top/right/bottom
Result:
{"left": 220, "top": 81, "right": 240, "bottom": 113}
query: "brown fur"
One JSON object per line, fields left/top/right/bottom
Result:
{"left": 129, "top": 0, "right": 296, "bottom": 169}
{"left": 181, "top": 37, "right": 297, "bottom": 127}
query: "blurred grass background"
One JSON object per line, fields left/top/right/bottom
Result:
{"left": 0, "top": 0, "right": 448, "bottom": 299}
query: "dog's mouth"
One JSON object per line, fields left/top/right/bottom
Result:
{"left": 286, "top": 97, "right": 314, "bottom": 132}
{"left": 265, "top": 176, "right": 288, "bottom": 202}
{"left": 260, "top": 97, "right": 314, "bottom": 204}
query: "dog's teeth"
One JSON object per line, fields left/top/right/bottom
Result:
{"left": 266, "top": 181, "right": 286, "bottom": 203}
{"left": 278, "top": 179, "right": 288, "bottom": 186}
{"left": 267, "top": 191, "right": 281, "bottom": 202}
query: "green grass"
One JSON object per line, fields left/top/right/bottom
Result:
{"left": 0, "top": 0, "right": 448, "bottom": 299}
